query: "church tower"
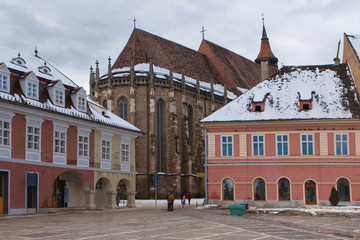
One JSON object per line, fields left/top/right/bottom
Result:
{"left": 255, "top": 17, "right": 278, "bottom": 80}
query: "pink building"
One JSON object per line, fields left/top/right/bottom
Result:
{"left": 0, "top": 47, "right": 142, "bottom": 215}
{"left": 201, "top": 64, "right": 360, "bottom": 207}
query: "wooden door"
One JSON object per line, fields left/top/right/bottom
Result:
{"left": 0, "top": 173, "right": 4, "bottom": 214}
{"left": 305, "top": 180, "right": 317, "bottom": 205}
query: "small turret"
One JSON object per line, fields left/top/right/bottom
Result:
{"left": 255, "top": 16, "right": 278, "bottom": 80}
{"left": 130, "top": 57, "right": 135, "bottom": 87}
{"left": 95, "top": 60, "right": 100, "bottom": 82}
{"left": 108, "top": 56, "right": 112, "bottom": 86}
{"left": 149, "top": 57, "right": 154, "bottom": 86}
{"left": 181, "top": 66, "right": 186, "bottom": 93}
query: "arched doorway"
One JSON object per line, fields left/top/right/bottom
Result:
{"left": 116, "top": 179, "right": 136, "bottom": 208}
{"left": 116, "top": 179, "right": 128, "bottom": 207}
{"left": 305, "top": 180, "right": 317, "bottom": 205}
{"left": 52, "top": 171, "right": 89, "bottom": 208}
{"left": 95, "top": 177, "right": 112, "bottom": 208}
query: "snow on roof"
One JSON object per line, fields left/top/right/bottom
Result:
{"left": 102, "top": 63, "right": 237, "bottom": 100}
{"left": 87, "top": 99, "right": 141, "bottom": 132}
{"left": 201, "top": 64, "right": 360, "bottom": 123}
{"left": 0, "top": 87, "right": 141, "bottom": 133}
{"left": 0, "top": 45, "right": 78, "bottom": 88}
{"left": 347, "top": 34, "right": 360, "bottom": 61}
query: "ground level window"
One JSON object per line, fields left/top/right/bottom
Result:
{"left": 222, "top": 178, "right": 234, "bottom": 200}
{"left": 254, "top": 178, "right": 265, "bottom": 200}
{"left": 278, "top": 178, "right": 290, "bottom": 201}
{"left": 337, "top": 178, "right": 350, "bottom": 201}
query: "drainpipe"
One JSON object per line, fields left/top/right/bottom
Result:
{"left": 203, "top": 126, "right": 208, "bottom": 205}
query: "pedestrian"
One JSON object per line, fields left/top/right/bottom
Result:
{"left": 181, "top": 193, "right": 186, "bottom": 207}
{"left": 186, "top": 192, "right": 192, "bottom": 205}
{"left": 168, "top": 192, "right": 175, "bottom": 211}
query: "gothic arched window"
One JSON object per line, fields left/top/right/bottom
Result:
{"left": 187, "top": 104, "right": 193, "bottom": 153}
{"left": 337, "top": 178, "right": 350, "bottom": 201}
{"left": 254, "top": 178, "right": 265, "bottom": 200}
{"left": 222, "top": 178, "right": 234, "bottom": 200}
{"left": 278, "top": 178, "right": 290, "bottom": 201}
{"left": 118, "top": 97, "right": 128, "bottom": 121}
{"left": 156, "top": 99, "right": 166, "bottom": 172}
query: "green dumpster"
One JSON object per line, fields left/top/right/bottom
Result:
{"left": 228, "top": 204, "right": 246, "bottom": 216}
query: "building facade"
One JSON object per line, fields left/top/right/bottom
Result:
{"left": 0, "top": 46, "right": 142, "bottom": 215}
{"left": 89, "top": 24, "right": 277, "bottom": 198}
{"left": 201, "top": 64, "right": 360, "bottom": 207}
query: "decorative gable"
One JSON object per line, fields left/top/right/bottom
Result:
{"left": 0, "top": 63, "right": 11, "bottom": 93}
{"left": 19, "top": 72, "right": 39, "bottom": 100}
{"left": 70, "top": 87, "right": 87, "bottom": 112}
{"left": 47, "top": 80, "right": 65, "bottom": 107}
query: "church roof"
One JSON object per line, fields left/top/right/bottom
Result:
{"left": 201, "top": 64, "right": 360, "bottom": 123}
{"left": 112, "top": 28, "right": 261, "bottom": 95}
{"left": 198, "top": 40, "right": 261, "bottom": 91}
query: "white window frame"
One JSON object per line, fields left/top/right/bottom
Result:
{"left": 77, "top": 128, "right": 90, "bottom": 167}
{"left": 100, "top": 133, "right": 112, "bottom": 169}
{"left": 301, "top": 134, "right": 314, "bottom": 156}
{"left": 221, "top": 135, "right": 233, "bottom": 157}
{"left": 55, "top": 89, "right": 64, "bottom": 106}
{"left": 121, "top": 138, "right": 131, "bottom": 171}
{"left": 0, "top": 64, "right": 10, "bottom": 93}
{"left": 78, "top": 96, "right": 86, "bottom": 112}
{"left": 25, "top": 116, "right": 43, "bottom": 162}
{"left": 0, "top": 112, "right": 14, "bottom": 158}
{"left": 253, "top": 135, "right": 265, "bottom": 156}
{"left": 335, "top": 133, "right": 348, "bottom": 156}
{"left": 53, "top": 123, "right": 68, "bottom": 165}
{"left": 276, "top": 134, "right": 289, "bottom": 156}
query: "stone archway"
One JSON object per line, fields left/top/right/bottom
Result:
{"left": 52, "top": 171, "right": 90, "bottom": 208}
{"left": 116, "top": 179, "right": 136, "bottom": 208}
{"left": 95, "top": 177, "right": 112, "bottom": 209}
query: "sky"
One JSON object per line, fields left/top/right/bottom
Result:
{"left": 0, "top": 0, "right": 359, "bottom": 92}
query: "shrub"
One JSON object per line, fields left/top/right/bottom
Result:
{"left": 329, "top": 186, "right": 339, "bottom": 206}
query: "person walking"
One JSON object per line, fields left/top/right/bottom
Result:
{"left": 186, "top": 192, "right": 192, "bottom": 205}
{"left": 181, "top": 193, "right": 186, "bottom": 208}
{"left": 168, "top": 192, "right": 175, "bottom": 211}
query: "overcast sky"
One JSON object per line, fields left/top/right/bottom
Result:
{"left": 1, "top": 0, "right": 359, "bottom": 92}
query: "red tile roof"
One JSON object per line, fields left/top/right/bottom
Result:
{"left": 112, "top": 28, "right": 262, "bottom": 95}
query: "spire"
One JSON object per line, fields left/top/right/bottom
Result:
{"left": 255, "top": 15, "right": 278, "bottom": 80}
{"left": 89, "top": 66, "right": 94, "bottom": 85}
{"left": 108, "top": 56, "right": 112, "bottom": 85}
{"left": 95, "top": 60, "right": 100, "bottom": 82}
{"left": 201, "top": 26, "right": 206, "bottom": 40}
{"left": 261, "top": 15, "right": 268, "bottom": 40}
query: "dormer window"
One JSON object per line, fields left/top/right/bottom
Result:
{"left": 300, "top": 100, "right": 312, "bottom": 111}
{"left": 252, "top": 102, "right": 264, "bottom": 112}
{"left": 38, "top": 64, "right": 52, "bottom": 75}
{"left": 55, "top": 89, "right": 64, "bottom": 105}
{"left": 27, "top": 82, "right": 37, "bottom": 98}
{"left": 19, "top": 72, "right": 39, "bottom": 100}
{"left": 70, "top": 87, "right": 87, "bottom": 112}
{"left": 255, "top": 105, "right": 262, "bottom": 112}
{"left": 47, "top": 80, "right": 65, "bottom": 107}
{"left": 78, "top": 96, "right": 86, "bottom": 111}
{"left": 0, "top": 63, "right": 11, "bottom": 93}
{"left": 11, "top": 53, "right": 27, "bottom": 68}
